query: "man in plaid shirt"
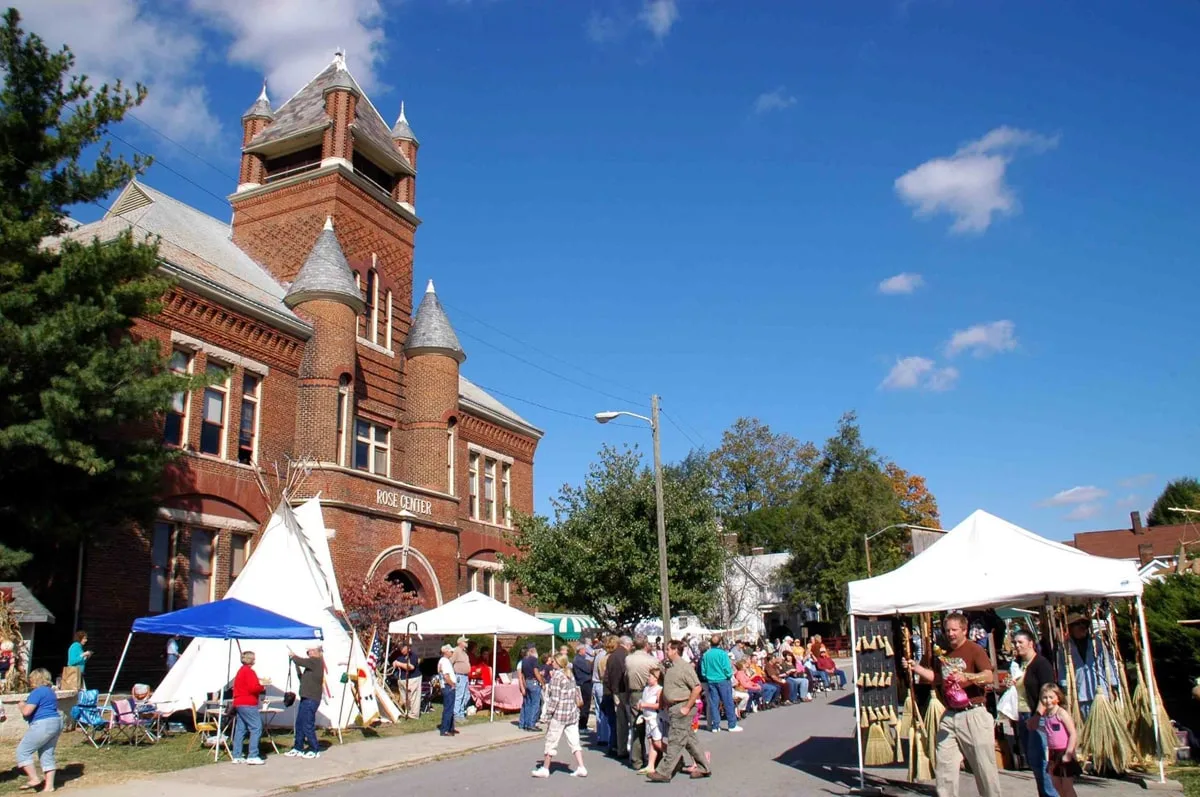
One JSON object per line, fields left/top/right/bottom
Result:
{"left": 531, "top": 654, "right": 588, "bottom": 778}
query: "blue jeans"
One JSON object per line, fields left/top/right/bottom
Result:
{"left": 706, "top": 680, "right": 738, "bottom": 730}
{"left": 824, "top": 668, "right": 847, "bottom": 688}
{"left": 440, "top": 685, "right": 456, "bottom": 734}
{"left": 813, "top": 670, "right": 831, "bottom": 688}
{"left": 232, "top": 706, "right": 262, "bottom": 760}
{"left": 16, "top": 717, "right": 62, "bottom": 772}
{"left": 293, "top": 697, "right": 319, "bottom": 752}
{"left": 520, "top": 682, "right": 542, "bottom": 730}
{"left": 760, "top": 682, "right": 781, "bottom": 705}
{"left": 599, "top": 691, "right": 616, "bottom": 748}
{"left": 1019, "top": 713, "right": 1059, "bottom": 797}
{"left": 786, "top": 676, "right": 809, "bottom": 701}
{"left": 593, "top": 683, "right": 610, "bottom": 744}
{"left": 454, "top": 673, "right": 470, "bottom": 718}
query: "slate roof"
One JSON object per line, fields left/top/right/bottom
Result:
{"left": 405, "top": 280, "right": 465, "bottom": 362}
{"left": 0, "top": 583, "right": 55, "bottom": 623}
{"left": 391, "top": 102, "right": 418, "bottom": 143}
{"left": 284, "top": 217, "right": 366, "bottom": 312}
{"left": 50, "top": 181, "right": 305, "bottom": 331}
{"left": 246, "top": 56, "right": 412, "bottom": 173}
{"left": 242, "top": 83, "right": 274, "bottom": 120}
{"left": 459, "top": 375, "right": 543, "bottom": 438}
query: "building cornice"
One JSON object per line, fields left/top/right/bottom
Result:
{"left": 159, "top": 261, "right": 313, "bottom": 340}
{"left": 228, "top": 162, "right": 422, "bottom": 228}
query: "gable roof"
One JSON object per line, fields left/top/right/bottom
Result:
{"left": 1071, "top": 522, "right": 1200, "bottom": 561}
{"left": 0, "top": 583, "right": 55, "bottom": 623}
{"left": 53, "top": 181, "right": 308, "bottom": 336}
{"left": 245, "top": 57, "right": 412, "bottom": 174}
{"left": 459, "top": 376, "right": 543, "bottom": 439}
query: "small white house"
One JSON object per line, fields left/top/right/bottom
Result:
{"left": 717, "top": 551, "right": 815, "bottom": 642}
{"left": 0, "top": 583, "right": 55, "bottom": 675}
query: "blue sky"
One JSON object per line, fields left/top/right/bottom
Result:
{"left": 30, "top": 0, "right": 1200, "bottom": 540}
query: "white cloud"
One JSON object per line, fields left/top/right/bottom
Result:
{"left": 188, "top": 0, "right": 388, "bottom": 98}
{"left": 881, "top": 357, "right": 958, "bottom": 392}
{"left": 754, "top": 87, "right": 797, "bottom": 114}
{"left": 586, "top": 11, "right": 623, "bottom": 44}
{"left": 21, "top": 0, "right": 221, "bottom": 145}
{"left": 878, "top": 272, "right": 924, "bottom": 295}
{"left": 894, "top": 125, "right": 1058, "bottom": 233}
{"left": 945, "top": 320, "right": 1017, "bottom": 358}
{"left": 1118, "top": 473, "right": 1156, "bottom": 489}
{"left": 639, "top": 0, "right": 679, "bottom": 40}
{"left": 1116, "top": 494, "right": 1141, "bottom": 507}
{"left": 1065, "top": 503, "right": 1103, "bottom": 521}
{"left": 1041, "top": 486, "right": 1108, "bottom": 507}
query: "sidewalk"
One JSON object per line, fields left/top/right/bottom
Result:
{"left": 67, "top": 720, "right": 539, "bottom": 797}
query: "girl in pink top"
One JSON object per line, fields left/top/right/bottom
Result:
{"left": 1039, "top": 684, "right": 1079, "bottom": 797}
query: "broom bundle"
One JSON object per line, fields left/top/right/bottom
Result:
{"left": 864, "top": 718, "right": 895, "bottom": 766}
{"left": 1080, "top": 691, "right": 1136, "bottom": 775}
{"left": 908, "top": 724, "right": 933, "bottom": 780}
{"left": 923, "top": 689, "right": 945, "bottom": 766}
{"left": 1128, "top": 608, "right": 1175, "bottom": 764}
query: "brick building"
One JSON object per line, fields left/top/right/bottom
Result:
{"left": 63, "top": 53, "right": 543, "bottom": 685}
{"left": 1070, "top": 510, "right": 1200, "bottom": 569}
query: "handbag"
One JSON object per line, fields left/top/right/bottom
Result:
{"left": 60, "top": 666, "right": 82, "bottom": 691}
{"left": 283, "top": 661, "right": 297, "bottom": 708}
{"left": 996, "top": 685, "right": 1019, "bottom": 721}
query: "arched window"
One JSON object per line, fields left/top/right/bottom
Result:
{"left": 336, "top": 374, "right": 351, "bottom": 466}
{"left": 446, "top": 418, "right": 457, "bottom": 495}
{"left": 364, "top": 269, "right": 378, "bottom": 343}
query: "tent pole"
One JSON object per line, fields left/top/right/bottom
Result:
{"left": 383, "top": 635, "right": 392, "bottom": 686}
{"left": 491, "top": 633, "right": 498, "bottom": 723}
{"left": 218, "top": 638, "right": 233, "bottom": 762}
{"left": 102, "top": 633, "right": 134, "bottom": 710}
{"left": 850, "top": 613, "right": 865, "bottom": 790}
{"left": 1134, "top": 596, "right": 1165, "bottom": 784}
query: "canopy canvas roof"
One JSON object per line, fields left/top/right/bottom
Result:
{"left": 847, "top": 509, "right": 1143, "bottom": 616}
{"left": 535, "top": 613, "right": 598, "bottom": 641}
{"left": 131, "top": 598, "right": 321, "bottom": 640}
{"left": 389, "top": 591, "right": 553, "bottom": 636}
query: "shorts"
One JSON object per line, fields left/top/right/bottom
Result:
{"left": 544, "top": 719, "right": 581, "bottom": 756}
{"left": 643, "top": 712, "right": 662, "bottom": 742}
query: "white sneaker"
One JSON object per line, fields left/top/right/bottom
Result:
{"left": 302, "top": 751, "right": 320, "bottom": 759}
{"left": 727, "top": 726, "right": 744, "bottom": 733}
{"left": 571, "top": 766, "right": 588, "bottom": 778}
{"left": 709, "top": 727, "right": 720, "bottom": 733}
{"left": 284, "top": 750, "right": 301, "bottom": 757}
{"left": 246, "top": 757, "right": 265, "bottom": 766}
{"left": 531, "top": 767, "right": 550, "bottom": 778}
{"left": 231, "top": 758, "right": 245, "bottom": 764}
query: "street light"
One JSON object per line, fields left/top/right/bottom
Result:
{"left": 864, "top": 522, "right": 944, "bottom": 577}
{"left": 595, "top": 395, "right": 671, "bottom": 643}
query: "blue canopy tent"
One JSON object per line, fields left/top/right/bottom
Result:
{"left": 105, "top": 599, "right": 322, "bottom": 759}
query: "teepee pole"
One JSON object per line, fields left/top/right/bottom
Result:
{"left": 1134, "top": 596, "right": 1165, "bottom": 783}
{"left": 102, "top": 633, "right": 133, "bottom": 709}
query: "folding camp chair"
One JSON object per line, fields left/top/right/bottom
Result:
{"left": 108, "top": 698, "right": 156, "bottom": 745}
{"left": 70, "top": 689, "right": 109, "bottom": 748}
{"left": 189, "top": 700, "right": 231, "bottom": 759}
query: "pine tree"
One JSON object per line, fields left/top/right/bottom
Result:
{"left": 0, "top": 9, "right": 189, "bottom": 574}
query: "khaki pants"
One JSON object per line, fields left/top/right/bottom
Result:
{"left": 655, "top": 704, "right": 710, "bottom": 779}
{"left": 544, "top": 719, "right": 582, "bottom": 757}
{"left": 935, "top": 707, "right": 1002, "bottom": 797}
{"left": 398, "top": 676, "right": 422, "bottom": 719}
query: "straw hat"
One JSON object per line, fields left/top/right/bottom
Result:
{"left": 1066, "top": 613, "right": 1089, "bottom": 627}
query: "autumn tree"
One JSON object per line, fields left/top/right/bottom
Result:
{"left": 339, "top": 568, "right": 421, "bottom": 642}
{"left": 1147, "top": 477, "right": 1200, "bottom": 527}
{"left": 885, "top": 462, "right": 942, "bottom": 529}
{"left": 501, "top": 445, "right": 725, "bottom": 631}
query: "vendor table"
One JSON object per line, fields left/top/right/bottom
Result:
{"left": 469, "top": 682, "right": 522, "bottom": 712}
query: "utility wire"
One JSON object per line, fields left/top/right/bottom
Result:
{"left": 104, "top": 128, "right": 233, "bottom": 208}
{"left": 662, "top": 408, "right": 703, "bottom": 450}
{"left": 124, "top": 111, "right": 242, "bottom": 185}
{"left": 469, "top": 382, "right": 642, "bottom": 428}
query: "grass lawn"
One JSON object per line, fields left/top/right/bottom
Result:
{"left": 1172, "top": 763, "right": 1199, "bottom": 797}
{"left": 0, "top": 707, "right": 497, "bottom": 794}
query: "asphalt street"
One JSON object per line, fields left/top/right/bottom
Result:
{"left": 304, "top": 687, "right": 864, "bottom": 796}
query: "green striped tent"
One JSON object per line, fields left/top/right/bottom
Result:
{"left": 535, "top": 613, "right": 599, "bottom": 643}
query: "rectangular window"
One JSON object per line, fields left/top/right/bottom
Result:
{"left": 446, "top": 423, "right": 456, "bottom": 495}
{"left": 481, "top": 569, "right": 495, "bottom": 598}
{"left": 365, "top": 270, "right": 378, "bottom": 344}
{"left": 385, "top": 290, "right": 393, "bottom": 350}
{"left": 189, "top": 529, "right": 214, "bottom": 606}
{"left": 484, "top": 458, "right": 497, "bottom": 523}
{"left": 199, "top": 363, "right": 228, "bottom": 456}
{"left": 336, "top": 383, "right": 349, "bottom": 467}
{"left": 501, "top": 464, "right": 512, "bottom": 526}
{"left": 164, "top": 350, "right": 192, "bottom": 447}
{"left": 468, "top": 453, "right": 480, "bottom": 519}
{"left": 150, "top": 521, "right": 172, "bottom": 612}
{"left": 467, "top": 566, "right": 478, "bottom": 592}
{"left": 238, "top": 373, "right": 260, "bottom": 465}
{"left": 353, "top": 418, "right": 390, "bottom": 476}
{"left": 230, "top": 534, "right": 251, "bottom": 581}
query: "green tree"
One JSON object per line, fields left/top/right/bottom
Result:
{"left": 710, "top": 416, "right": 816, "bottom": 526}
{"left": 501, "top": 445, "right": 725, "bottom": 631}
{"left": 0, "top": 9, "right": 190, "bottom": 574}
{"left": 1147, "top": 477, "right": 1200, "bottom": 526}
{"left": 781, "top": 412, "right": 908, "bottom": 624}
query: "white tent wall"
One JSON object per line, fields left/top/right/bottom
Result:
{"left": 151, "top": 499, "right": 398, "bottom": 728}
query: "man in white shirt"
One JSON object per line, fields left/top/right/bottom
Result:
{"left": 438, "top": 645, "right": 458, "bottom": 737}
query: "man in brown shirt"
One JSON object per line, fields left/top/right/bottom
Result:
{"left": 625, "top": 635, "right": 658, "bottom": 771}
{"left": 647, "top": 640, "right": 711, "bottom": 782}
{"left": 905, "top": 613, "right": 999, "bottom": 797}
{"left": 450, "top": 636, "right": 471, "bottom": 719}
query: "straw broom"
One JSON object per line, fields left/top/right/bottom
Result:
{"left": 1080, "top": 615, "right": 1136, "bottom": 775}
{"left": 865, "top": 718, "right": 895, "bottom": 766}
{"left": 1128, "top": 611, "right": 1175, "bottom": 764}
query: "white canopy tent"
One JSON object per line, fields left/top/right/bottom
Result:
{"left": 387, "top": 592, "right": 554, "bottom": 721}
{"left": 844, "top": 510, "right": 1163, "bottom": 785}
{"left": 151, "top": 498, "right": 399, "bottom": 730}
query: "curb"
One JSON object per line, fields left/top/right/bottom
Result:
{"left": 257, "top": 732, "right": 540, "bottom": 796}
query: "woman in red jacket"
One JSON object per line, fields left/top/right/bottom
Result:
{"left": 231, "top": 651, "right": 267, "bottom": 764}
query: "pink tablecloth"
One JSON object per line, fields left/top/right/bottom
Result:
{"left": 469, "top": 682, "right": 522, "bottom": 712}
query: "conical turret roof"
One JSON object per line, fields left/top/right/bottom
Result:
{"left": 284, "top": 217, "right": 366, "bottom": 312}
{"left": 391, "top": 101, "right": 418, "bottom": 144}
{"left": 405, "top": 280, "right": 464, "bottom": 363}
{"left": 242, "top": 82, "right": 274, "bottom": 120}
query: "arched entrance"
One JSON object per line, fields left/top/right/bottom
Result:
{"left": 386, "top": 569, "right": 420, "bottom": 595}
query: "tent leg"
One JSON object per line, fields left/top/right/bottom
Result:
{"left": 102, "top": 633, "right": 134, "bottom": 710}
{"left": 850, "top": 614, "right": 865, "bottom": 790}
{"left": 491, "top": 634, "right": 498, "bottom": 723}
{"left": 1135, "top": 596, "right": 1166, "bottom": 784}
{"left": 218, "top": 639, "right": 233, "bottom": 763}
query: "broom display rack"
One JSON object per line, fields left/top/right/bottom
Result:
{"left": 854, "top": 618, "right": 898, "bottom": 711}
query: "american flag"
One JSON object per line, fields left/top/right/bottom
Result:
{"left": 366, "top": 634, "right": 384, "bottom": 672}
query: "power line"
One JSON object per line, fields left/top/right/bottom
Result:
{"left": 442, "top": 298, "right": 648, "bottom": 404}
{"left": 124, "top": 111, "right": 241, "bottom": 185}
{"left": 663, "top": 407, "right": 709, "bottom": 449}
{"left": 662, "top": 408, "right": 703, "bottom": 450}
{"left": 469, "top": 382, "right": 642, "bottom": 428}
{"left": 104, "top": 128, "right": 233, "bottom": 208}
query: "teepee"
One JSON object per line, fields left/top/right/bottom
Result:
{"left": 150, "top": 497, "right": 399, "bottom": 728}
